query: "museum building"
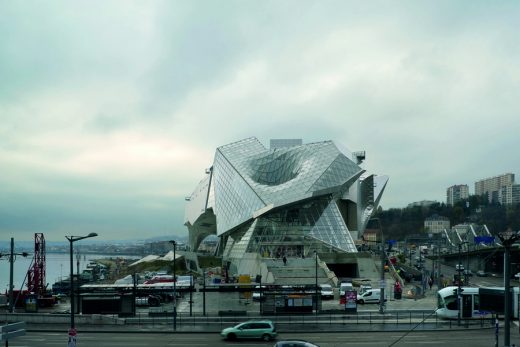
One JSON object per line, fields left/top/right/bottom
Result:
{"left": 184, "top": 137, "right": 388, "bottom": 282}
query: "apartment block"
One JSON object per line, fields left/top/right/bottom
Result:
{"left": 424, "top": 214, "right": 450, "bottom": 234}
{"left": 475, "top": 173, "right": 515, "bottom": 205}
{"left": 447, "top": 184, "right": 469, "bottom": 206}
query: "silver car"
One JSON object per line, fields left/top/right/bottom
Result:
{"left": 220, "top": 320, "right": 277, "bottom": 341}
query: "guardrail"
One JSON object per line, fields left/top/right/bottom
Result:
{"left": 1, "top": 310, "right": 496, "bottom": 332}
{"left": 1, "top": 321, "right": 26, "bottom": 344}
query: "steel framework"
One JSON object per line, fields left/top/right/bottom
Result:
{"left": 27, "top": 233, "right": 46, "bottom": 295}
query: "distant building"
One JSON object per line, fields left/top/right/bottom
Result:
{"left": 362, "top": 218, "right": 382, "bottom": 245}
{"left": 447, "top": 184, "right": 469, "bottom": 206}
{"left": 514, "top": 184, "right": 520, "bottom": 204}
{"left": 475, "top": 173, "right": 515, "bottom": 205}
{"left": 424, "top": 215, "right": 450, "bottom": 234}
{"left": 407, "top": 200, "right": 438, "bottom": 208}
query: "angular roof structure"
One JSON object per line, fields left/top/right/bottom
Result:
{"left": 185, "top": 137, "right": 388, "bottom": 260}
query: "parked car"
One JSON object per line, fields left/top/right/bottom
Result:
{"left": 356, "top": 288, "right": 387, "bottom": 304}
{"left": 339, "top": 282, "right": 353, "bottom": 297}
{"left": 319, "top": 284, "right": 334, "bottom": 299}
{"left": 476, "top": 270, "right": 488, "bottom": 277}
{"left": 220, "top": 320, "right": 277, "bottom": 341}
{"left": 359, "top": 284, "right": 372, "bottom": 295}
{"left": 463, "top": 269, "right": 473, "bottom": 277}
{"left": 274, "top": 340, "right": 320, "bottom": 347}
{"left": 514, "top": 272, "right": 520, "bottom": 279}
{"left": 135, "top": 294, "right": 161, "bottom": 307}
{"left": 252, "top": 286, "right": 266, "bottom": 301}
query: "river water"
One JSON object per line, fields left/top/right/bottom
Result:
{"left": 0, "top": 253, "right": 139, "bottom": 292}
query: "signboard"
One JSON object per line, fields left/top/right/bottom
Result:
{"left": 475, "top": 236, "right": 495, "bottom": 244}
{"left": 344, "top": 290, "right": 357, "bottom": 313}
{"left": 25, "top": 295, "right": 38, "bottom": 313}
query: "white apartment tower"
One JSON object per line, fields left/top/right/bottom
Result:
{"left": 475, "top": 173, "right": 515, "bottom": 205}
{"left": 447, "top": 184, "right": 469, "bottom": 206}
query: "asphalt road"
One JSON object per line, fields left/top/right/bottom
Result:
{"left": 7, "top": 329, "right": 514, "bottom": 347}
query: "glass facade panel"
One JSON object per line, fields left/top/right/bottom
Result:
{"left": 213, "top": 150, "right": 265, "bottom": 234}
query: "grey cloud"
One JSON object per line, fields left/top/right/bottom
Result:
{"left": 1, "top": 1, "right": 520, "bottom": 240}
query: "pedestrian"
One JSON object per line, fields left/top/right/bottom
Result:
{"left": 428, "top": 276, "right": 433, "bottom": 290}
{"left": 283, "top": 256, "right": 287, "bottom": 266}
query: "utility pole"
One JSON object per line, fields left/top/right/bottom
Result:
{"left": 202, "top": 270, "right": 206, "bottom": 316}
{"left": 457, "top": 242, "right": 462, "bottom": 326}
{"left": 314, "top": 251, "right": 318, "bottom": 316}
{"left": 169, "top": 240, "right": 177, "bottom": 331}
{"left": 9, "top": 238, "right": 14, "bottom": 313}
{"left": 1, "top": 238, "right": 29, "bottom": 313}
{"left": 379, "top": 220, "right": 385, "bottom": 314}
{"left": 456, "top": 241, "right": 467, "bottom": 326}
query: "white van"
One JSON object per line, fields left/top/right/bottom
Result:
{"left": 356, "top": 288, "right": 387, "bottom": 304}
{"left": 339, "top": 282, "right": 354, "bottom": 297}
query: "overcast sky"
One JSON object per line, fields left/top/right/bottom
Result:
{"left": 1, "top": 1, "right": 519, "bottom": 242}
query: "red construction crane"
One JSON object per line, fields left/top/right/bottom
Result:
{"left": 27, "top": 233, "right": 46, "bottom": 295}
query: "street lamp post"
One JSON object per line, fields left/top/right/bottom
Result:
{"left": 497, "top": 229, "right": 520, "bottom": 347}
{"left": 314, "top": 250, "right": 318, "bottom": 316}
{"left": 65, "top": 233, "right": 98, "bottom": 330}
{"left": 380, "top": 238, "right": 386, "bottom": 314}
{"left": 169, "top": 240, "right": 177, "bottom": 331}
{"left": 0, "top": 238, "right": 29, "bottom": 313}
{"left": 456, "top": 241, "right": 468, "bottom": 326}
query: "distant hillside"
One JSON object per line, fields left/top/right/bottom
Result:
{"left": 376, "top": 196, "right": 520, "bottom": 240}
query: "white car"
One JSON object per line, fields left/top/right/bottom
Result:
{"left": 252, "top": 286, "right": 266, "bottom": 301}
{"left": 319, "top": 284, "right": 334, "bottom": 299}
{"left": 339, "top": 282, "right": 353, "bottom": 297}
{"left": 356, "top": 289, "right": 387, "bottom": 304}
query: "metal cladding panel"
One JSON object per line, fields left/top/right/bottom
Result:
{"left": 185, "top": 175, "right": 211, "bottom": 225}
{"left": 309, "top": 200, "right": 357, "bottom": 252}
{"left": 213, "top": 150, "right": 266, "bottom": 235}
{"left": 309, "top": 153, "right": 363, "bottom": 193}
{"left": 241, "top": 141, "right": 351, "bottom": 209}
{"left": 373, "top": 175, "right": 389, "bottom": 207}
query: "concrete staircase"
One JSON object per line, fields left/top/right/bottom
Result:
{"left": 264, "top": 258, "right": 336, "bottom": 286}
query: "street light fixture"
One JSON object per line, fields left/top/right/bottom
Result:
{"left": 371, "top": 218, "right": 386, "bottom": 314}
{"left": 169, "top": 240, "right": 177, "bottom": 331}
{"left": 65, "top": 233, "right": 98, "bottom": 330}
{"left": 497, "top": 228, "right": 520, "bottom": 347}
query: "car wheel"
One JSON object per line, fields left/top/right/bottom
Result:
{"left": 227, "top": 333, "right": 236, "bottom": 341}
{"left": 262, "top": 334, "right": 271, "bottom": 341}
{"left": 358, "top": 299, "right": 364, "bottom": 304}
{"left": 148, "top": 297, "right": 160, "bottom": 307}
